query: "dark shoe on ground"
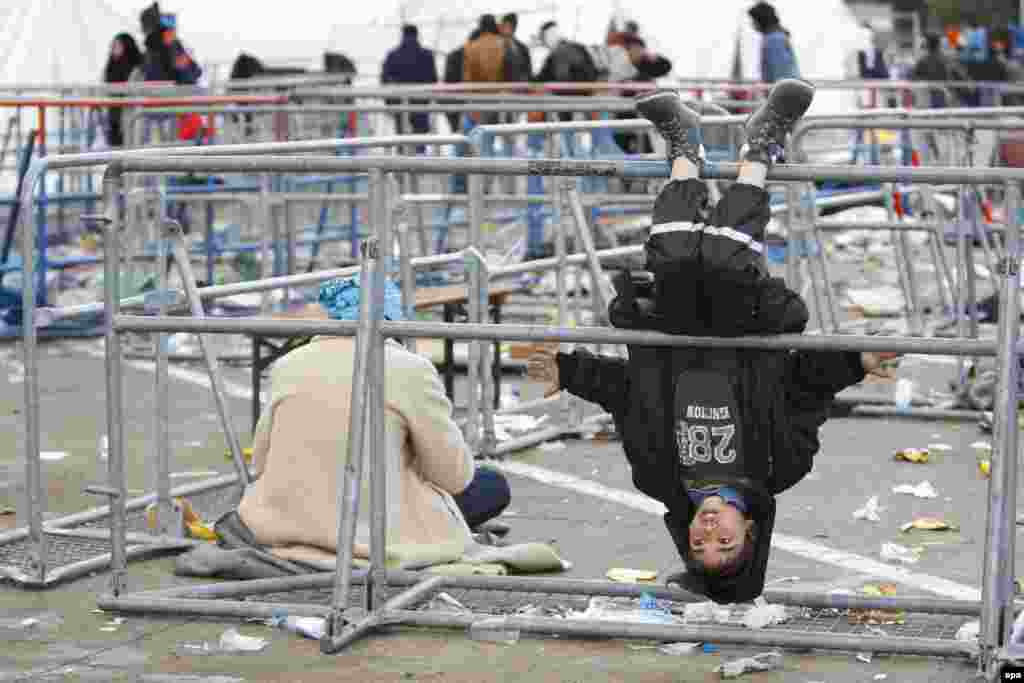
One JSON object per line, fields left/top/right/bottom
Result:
{"left": 635, "top": 90, "right": 705, "bottom": 168}
{"left": 743, "top": 79, "right": 815, "bottom": 165}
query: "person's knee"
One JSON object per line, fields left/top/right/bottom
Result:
{"left": 478, "top": 467, "right": 511, "bottom": 515}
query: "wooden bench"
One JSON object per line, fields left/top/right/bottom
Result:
{"left": 249, "top": 283, "right": 520, "bottom": 431}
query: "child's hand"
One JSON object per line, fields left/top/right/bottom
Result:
{"left": 861, "top": 351, "right": 901, "bottom": 379}
{"left": 526, "top": 344, "right": 561, "bottom": 398}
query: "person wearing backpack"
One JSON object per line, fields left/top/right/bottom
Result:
{"left": 528, "top": 80, "right": 898, "bottom": 603}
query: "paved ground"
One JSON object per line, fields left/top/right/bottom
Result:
{"left": 0, "top": 325, "right": 1010, "bottom": 681}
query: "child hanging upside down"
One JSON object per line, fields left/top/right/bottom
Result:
{"left": 528, "top": 80, "right": 899, "bottom": 603}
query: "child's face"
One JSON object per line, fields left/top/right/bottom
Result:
{"left": 688, "top": 496, "right": 752, "bottom": 570}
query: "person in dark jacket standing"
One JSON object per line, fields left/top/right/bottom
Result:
{"left": 529, "top": 80, "right": 898, "bottom": 603}
{"left": 103, "top": 33, "right": 143, "bottom": 147}
{"left": 382, "top": 24, "right": 439, "bottom": 136}
{"left": 748, "top": 2, "right": 799, "bottom": 83}
{"left": 500, "top": 13, "right": 533, "bottom": 83}
{"left": 912, "top": 34, "right": 967, "bottom": 109}
{"left": 442, "top": 38, "right": 471, "bottom": 134}
{"left": 614, "top": 34, "right": 673, "bottom": 155}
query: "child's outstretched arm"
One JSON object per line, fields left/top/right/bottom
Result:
{"left": 527, "top": 346, "right": 630, "bottom": 420}
{"left": 770, "top": 350, "right": 869, "bottom": 494}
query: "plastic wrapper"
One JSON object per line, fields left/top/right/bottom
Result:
{"left": 715, "top": 651, "right": 783, "bottom": 678}
{"left": 605, "top": 568, "right": 658, "bottom": 583}
{"left": 742, "top": 598, "right": 788, "bottom": 629}
{"left": 892, "top": 481, "right": 938, "bottom": 499}
{"left": 879, "top": 542, "right": 922, "bottom": 565}
{"left": 853, "top": 496, "right": 883, "bottom": 522}
{"left": 900, "top": 517, "right": 957, "bottom": 533}
{"left": 894, "top": 448, "right": 929, "bottom": 464}
{"left": 683, "top": 601, "right": 732, "bottom": 624}
{"left": 956, "top": 620, "right": 980, "bottom": 642}
{"left": 217, "top": 628, "right": 268, "bottom": 653}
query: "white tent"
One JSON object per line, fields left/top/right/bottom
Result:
{"left": 0, "top": 0, "right": 132, "bottom": 86}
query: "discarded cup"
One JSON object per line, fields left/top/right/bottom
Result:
{"left": 468, "top": 617, "right": 520, "bottom": 645}
{"left": 880, "top": 542, "right": 921, "bottom": 565}
{"left": 267, "top": 613, "right": 326, "bottom": 641}
{"left": 893, "top": 379, "right": 915, "bottom": 411}
{"left": 657, "top": 641, "right": 702, "bottom": 655}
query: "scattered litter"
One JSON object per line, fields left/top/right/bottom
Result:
{"left": 851, "top": 584, "right": 905, "bottom": 625}
{"left": 20, "top": 618, "right": 39, "bottom": 628}
{"left": 979, "top": 459, "right": 992, "bottom": 478}
{"left": 536, "top": 441, "right": 566, "bottom": 452}
{"left": 742, "top": 598, "right": 788, "bottom": 630}
{"left": 956, "top": 620, "right": 980, "bottom": 642}
{"left": 880, "top": 542, "right": 922, "bottom": 565}
{"left": 892, "top": 481, "right": 938, "bottom": 499}
{"left": 267, "top": 614, "right": 326, "bottom": 640}
{"left": 186, "top": 441, "right": 203, "bottom": 448}
{"left": 900, "top": 517, "right": 958, "bottom": 533}
{"left": 853, "top": 496, "right": 883, "bottom": 522}
{"left": 892, "top": 379, "right": 916, "bottom": 412}
{"left": 971, "top": 441, "right": 993, "bottom": 451}
{"left": 857, "top": 652, "right": 874, "bottom": 664}
{"left": 570, "top": 596, "right": 681, "bottom": 626}
{"left": 926, "top": 443, "right": 953, "bottom": 452}
{"left": 683, "top": 601, "right": 732, "bottom": 625}
{"left": 874, "top": 675, "right": 888, "bottom": 681}
{"left": 715, "top": 651, "right": 783, "bottom": 678}
{"left": 39, "top": 451, "right": 69, "bottom": 461}
{"left": 894, "top": 448, "right": 929, "bottom": 464}
{"left": 702, "top": 643, "right": 719, "bottom": 653}
{"left": 98, "top": 435, "right": 109, "bottom": 462}
{"left": 844, "top": 286, "right": 905, "bottom": 317}
{"left": 468, "top": 617, "right": 520, "bottom": 644}
{"left": 657, "top": 642, "right": 701, "bottom": 655}
{"left": 217, "top": 628, "right": 268, "bottom": 653}
{"left": 146, "top": 497, "right": 218, "bottom": 541}
{"left": 223, "top": 447, "right": 254, "bottom": 464}
{"left": 605, "top": 567, "right": 658, "bottom": 583}
{"left": 99, "top": 626, "right": 118, "bottom": 633}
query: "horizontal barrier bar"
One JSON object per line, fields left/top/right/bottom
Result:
{"left": 0, "top": 95, "right": 287, "bottom": 108}
{"left": 110, "top": 156, "right": 1024, "bottom": 185}
{"left": 390, "top": 610, "right": 975, "bottom": 659}
{"left": 817, "top": 220, "right": 1007, "bottom": 233}
{"left": 112, "top": 315, "right": 1002, "bottom": 356}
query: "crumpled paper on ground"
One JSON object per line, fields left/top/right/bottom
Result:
{"left": 892, "top": 481, "right": 939, "bottom": 499}
{"left": 742, "top": 598, "right": 788, "bottom": 629}
{"left": 956, "top": 620, "right": 980, "bottom": 642}
{"left": 715, "top": 651, "right": 783, "bottom": 678}
{"left": 568, "top": 596, "right": 680, "bottom": 626}
{"left": 853, "top": 496, "right": 883, "bottom": 522}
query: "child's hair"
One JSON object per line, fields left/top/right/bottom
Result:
{"left": 684, "top": 520, "right": 757, "bottom": 580}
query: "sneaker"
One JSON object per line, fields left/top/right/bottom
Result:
{"left": 743, "top": 78, "right": 815, "bottom": 165}
{"left": 635, "top": 90, "right": 705, "bottom": 168}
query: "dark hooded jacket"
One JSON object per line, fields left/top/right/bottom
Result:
{"left": 554, "top": 272, "right": 865, "bottom": 603}
{"left": 382, "top": 34, "right": 438, "bottom": 86}
{"left": 104, "top": 33, "right": 143, "bottom": 83}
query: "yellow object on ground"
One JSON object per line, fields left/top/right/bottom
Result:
{"left": 979, "top": 459, "right": 991, "bottom": 477}
{"left": 224, "top": 447, "right": 254, "bottom": 463}
{"left": 894, "top": 448, "right": 929, "bottom": 464}
{"left": 605, "top": 568, "right": 658, "bottom": 583}
{"left": 900, "top": 518, "right": 958, "bottom": 533}
{"left": 145, "top": 497, "right": 219, "bottom": 541}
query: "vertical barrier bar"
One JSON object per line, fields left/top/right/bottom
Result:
{"left": 258, "top": 174, "right": 272, "bottom": 314}
{"left": 980, "top": 183, "right": 1021, "bottom": 678}
{"left": 887, "top": 184, "right": 924, "bottom": 335}
{"left": 168, "top": 228, "right": 250, "bottom": 486}
{"left": 784, "top": 184, "right": 803, "bottom": 294}
{"left": 103, "top": 168, "right": 127, "bottom": 596}
{"left": 284, "top": 200, "right": 296, "bottom": 305}
{"left": 556, "top": 179, "right": 570, "bottom": 326}
{"left": 368, "top": 170, "right": 391, "bottom": 610}
{"left": 398, "top": 211, "right": 416, "bottom": 355}
{"left": 798, "top": 184, "right": 828, "bottom": 333}
{"left": 567, "top": 187, "right": 610, "bottom": 322}
{"left": 324, "top": 198, "right": 377, "bottom": 651}
{"left": 806, "top": 191, "right": 840, "bottom": 333}
{"left": 466, "top": 173, "right": 484, "bottom": 449}
{"left": 475, "top": 250, "right": 495, "bottom": 459}
{"left": 153, "top": 224, "right": 173, "bottom": 536}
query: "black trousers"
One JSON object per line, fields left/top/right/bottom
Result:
{"left": 641, "top": 179, "right": 807, "bottom": 337}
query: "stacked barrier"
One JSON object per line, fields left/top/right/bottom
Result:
{"left": 65, "top": 153, "right": 1022, "bottom": 682}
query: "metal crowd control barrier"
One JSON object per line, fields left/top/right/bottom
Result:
{"left": 81, "top": 155, "right": 1024, "bottom": 680}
